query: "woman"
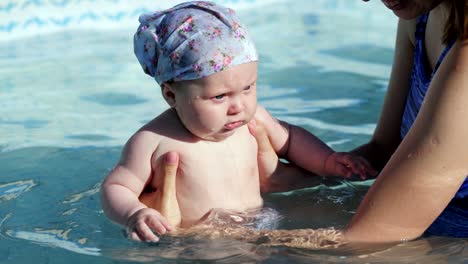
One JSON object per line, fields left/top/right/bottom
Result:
{"left": 340, "top": 0, "right": 468, "bottom": 242}
{"left": 148, "top": 0, "right": 468, "bottom": 243}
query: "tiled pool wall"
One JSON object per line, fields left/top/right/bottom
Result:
{"left": 1, "top": 0, "right": 374, "bottom": 41}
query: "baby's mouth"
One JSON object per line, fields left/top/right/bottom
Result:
{"left": 224, "top": 120, "right": 244, "bottom": 130}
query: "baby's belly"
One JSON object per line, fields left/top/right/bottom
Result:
{"left": 170, "top": 133, "right": 261, "bottom": 227}
{"left": 177, "top": 188, "right": 264, "bottom": 227}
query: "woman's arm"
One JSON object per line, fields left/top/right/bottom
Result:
{"left": 345, "top": 38, "right": 468, "bottom": 243}
{"left": 352, "top": 18, "right": 416, "bottom": 171}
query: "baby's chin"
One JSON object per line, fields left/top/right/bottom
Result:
{"left": 193, "top": 127, "right": 240, "bottom": 142}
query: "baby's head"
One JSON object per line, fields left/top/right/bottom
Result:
{"left": 134, "top": 1, "right": 258, "bottom": 141}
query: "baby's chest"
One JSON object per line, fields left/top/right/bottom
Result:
{"left": 155, "top": 132, "right": 258, "bottom": 178}
{"left": 177, "top": 141, "right": 260, "bottom": 208}
{"left": 180, "top": 139, "right": 258, "bottom": 182}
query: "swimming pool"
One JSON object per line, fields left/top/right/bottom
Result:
{"left": 1, "top": 0, "right": 467, "bottom": 263}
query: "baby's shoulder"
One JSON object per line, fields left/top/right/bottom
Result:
{"left": 124, "top": 110, "right": 184, "bottom": 150}
{"left": 140, "top": 109, "right": 190, "bottom": 138}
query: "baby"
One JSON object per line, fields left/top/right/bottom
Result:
{"left": 100, "top": 1, "right": 375, "bottom": 242}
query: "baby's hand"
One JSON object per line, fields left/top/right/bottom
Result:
{"left": 323, "top": 152, "right": 377, "bottom": 180}
{"left": 126, "top": 208, "right": 173, "bottom": 242}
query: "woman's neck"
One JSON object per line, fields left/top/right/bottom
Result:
{"left": 428, "top": 2, "right": 450, "bottom": 41}
{"left": 431, "top": 1, "right": 450, "bottom": 23}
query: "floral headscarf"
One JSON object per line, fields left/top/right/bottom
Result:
{"left": 133, "top": 1, "right": 258, "bottom": 85}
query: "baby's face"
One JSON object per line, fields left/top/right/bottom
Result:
{"left": 172, "top": 62, "right": 258, "bottom": 141}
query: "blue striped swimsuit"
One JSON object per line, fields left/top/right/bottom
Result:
{"left": 400, "top": 13, "right": 468, "bottom": 237}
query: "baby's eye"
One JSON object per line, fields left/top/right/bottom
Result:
{"left": 213, "top": 94, "right": 225, "bottom": 100}
{"left": 245, "top": 82, "right": 256, "bottom": 91}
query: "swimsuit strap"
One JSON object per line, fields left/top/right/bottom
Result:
{"left": 414, "top": 13, "right": 456, "bottom": 79}
{"left": 400, "top": 13, "right": 457, "bottom": 138}
{"left": 414, "top": 13, "right": 429, "bottom": 41}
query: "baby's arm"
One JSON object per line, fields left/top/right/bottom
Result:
{"left": 100, "top": 131, "right": 173, "bottom": 242}
{"left": 254, "top": 106, "right": 376, "bottom": 178}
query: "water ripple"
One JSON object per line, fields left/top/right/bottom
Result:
{"left": 5, "top": 229, "right": 101, "bottom": 256}
{"left": 63, "top": 182, "right": 100, "bottom": 204}
{"left": 283, "top": 116, "right": 375, "bottom": 135}
{"left": 0, "top": 179, "right": 37, "bottom": 202}
{"left": 264, "top": 98, "right": 362, "bottom": 114}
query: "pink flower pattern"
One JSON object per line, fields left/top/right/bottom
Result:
{"left": 134, "top": 1, "right": 258, "bottom": 84}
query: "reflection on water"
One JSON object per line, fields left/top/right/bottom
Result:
{"left": 0, "top": 180, "right": 37, "bottom": 202}
{"left": 5, "top": 230, "right": 101, "bottom": 257}
{"left": 63, "top": 183, "right": 101, "bottom": 204}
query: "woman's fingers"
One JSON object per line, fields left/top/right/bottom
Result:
{"left": 247, "top": 118, "right": 257, "bottom": 136}
{"left": 159, "top": 151, "right": 181, "bottom": 228}
{"left": 164, "top": 151, "right": 179, "bottom": 176}
{"left": 248, "top": 119, "right": 283, "bottom": 192}
{"left": 250, "top": 119, "right": 278, "bottom": 160}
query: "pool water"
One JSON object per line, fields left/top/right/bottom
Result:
{"left": 1, "top": 0, "right": 467, "bottom": 263}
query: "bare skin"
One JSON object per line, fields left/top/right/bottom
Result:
{"left": 101, "top": 62, "right": 375, "bottom": 242}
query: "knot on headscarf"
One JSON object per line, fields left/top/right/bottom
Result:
{"left": 133, "top": 1, "right": 258, "bottom": 85}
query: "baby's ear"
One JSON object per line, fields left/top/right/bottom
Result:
{"left": 161, "top": 83, "right": 176, "bottom": 107}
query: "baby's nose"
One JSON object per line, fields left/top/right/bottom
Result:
{"left": 228, "top": 97, "right": 245, "bottom": 115}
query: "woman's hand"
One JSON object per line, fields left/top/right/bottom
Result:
{"left": 248, "top": 119, "right": 323, "bottom": 193}
{"left": 247, "top": 119, "right": 280, "bottom": 183}
{"left": 139, "top": 152, "right": 181, "bottom": 230}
